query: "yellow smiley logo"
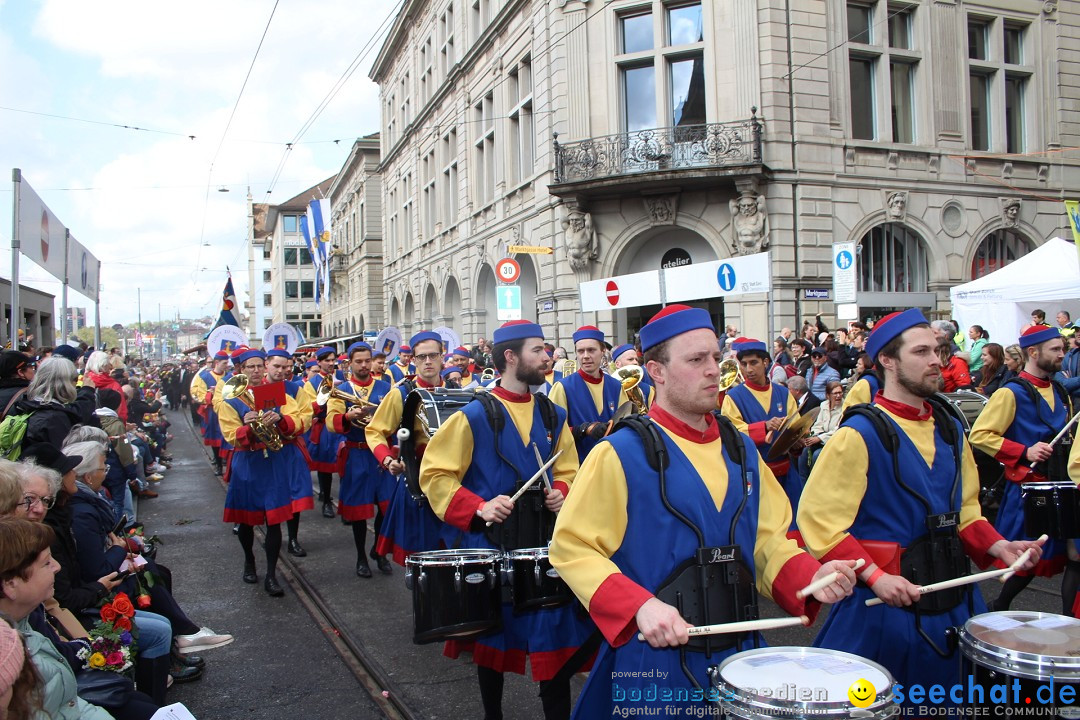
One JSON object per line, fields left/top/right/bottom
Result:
{"left": 847, "top": 678, "right": 876, "bottom": 708}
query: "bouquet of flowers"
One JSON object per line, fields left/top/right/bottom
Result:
{"left": 77, "top": 592, "right": 139, "bottom": 673}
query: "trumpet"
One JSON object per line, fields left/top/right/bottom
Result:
{"left": 222, "top": 374, "right": 283, "bottom": 457}
{"left": 614, "top": 365, "right": 647, "bottom": 414}
{"left": 718, "top": 358, "right": 743, "bottom": 392}
{"left": 315, "top": 376, "right": 379, "bottom": 427}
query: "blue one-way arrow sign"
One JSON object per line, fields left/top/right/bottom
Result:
{"left": 496, "top": 285, "right": 521, "bottom": 321}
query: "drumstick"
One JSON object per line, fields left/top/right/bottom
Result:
{"left": 1029, "top": 408, "right": 1080, "bottom": 468}
{"left": 796, "top": 558, "right": 865, "bottom": 600}
{"left": 485, "top": 451, "right": 563, "bottom": 526}
{"left": 864, "top": 548, "right": 1037, "bottom": 607}
{"left": 999, "top": 536, "right": 1046, "bottom": 582}
{"left": 532, "top": 443, "right": 553, "bottom": 492}
{"left": 636, "top": 615, "right": 809, "bottom": 642}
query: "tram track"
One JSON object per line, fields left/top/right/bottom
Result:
{"left": 186, "top": 414, "right": 420, "bottom": 720}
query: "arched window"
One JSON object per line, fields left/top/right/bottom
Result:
{"left": 857, "top": 223, "right": 928, "bottom": 293}
{"left": 971, "top": 229, "right": 1031, "bottom": 279}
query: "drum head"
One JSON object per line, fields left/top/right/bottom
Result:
{"left": 716, "top": 647, "right": 895, "bottom": 719}
{"left": 960, "top": 612, "right": 1080, "bottom": 681}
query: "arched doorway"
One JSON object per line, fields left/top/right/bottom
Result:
{"left": 389, "top": 296, "right": 400, "bottom": 328}
{"left": 474, "top": 264, "right": 497, "bottom": 340}
{"left": 444, "top": 276, "right": 462, "bottom": 333}
{"left": 402, "top": 293, "right": 415, "bottom": 336}
{"left": 422, "top": 284, "right": 438, "bottom": 326}
{"left": 970, "top": 229, "right": 1032, "bottom": 279}
{"left": 856, "top": 222, "right": 934, "bottom": 314}
{"left": 612, "top": 227, "right": 721, "bottom": 346}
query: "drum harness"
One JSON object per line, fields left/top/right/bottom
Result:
{"left": 1004, "top": 377, "right": 1074, "bottom": 481}
{"left": 841, "top": 396, "right": 971, "bottom": 658}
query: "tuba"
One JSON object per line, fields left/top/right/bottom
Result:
{"left": 614, "top": 365, "right": 647, "bottom": 414}
{"left": 222, "top": 374, "right": 283, "bottom": 456}
{"left": 315, "top": 376, "right": 378, "bottom": 427}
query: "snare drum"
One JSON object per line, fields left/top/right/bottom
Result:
{"left": 400, "top": 388, "right": 477, "bottom": 500}
{"left": 502, "top": 547, "right": 572, "bottom": 613}
{"left": 959, "top": 611, "right": 1080, "bottom": 716}
{"left": 1022, "top": 482, "right": 1080, "bottom": 539}
{"left": 713, "top": 647, "right": 896, "bottom": 719}
{"left": 405, "top": 549, "right": 501, "bottom": 645}
{"left": 937, "top": 390, "right": 988, "bottom": 432}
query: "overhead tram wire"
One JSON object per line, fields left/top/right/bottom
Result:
{"left": 262, "top": 0, "right": 407, "bottom": 201}
{"left": 0, "top": 105, "right": 195, "bottom": 138}
{"left": 193, "top": 0, "right": 281, "bottom": 292}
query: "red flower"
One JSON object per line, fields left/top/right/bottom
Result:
{"left": 125, "top": 538, "right": 140, "bottom": 553}
{"left": 115, "top": 616, "right": 132, "bottom": 632}
{"left": 137, "top": 593, "right": 152, "bottom": 609}
{"left": 100, "top": 604, "right": 118, "bottom": 623}
{"left": 112, "top": 594, "right": 135, "bottom": 617}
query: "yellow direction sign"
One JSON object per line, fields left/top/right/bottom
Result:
{"left": 508, "top": 245, "right": 553, "bottom": 255}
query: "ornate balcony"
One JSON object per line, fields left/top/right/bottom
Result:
{"left": 550, "top": 111, "right": 764, "bottom": 198}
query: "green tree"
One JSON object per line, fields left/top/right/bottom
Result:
{"left": 74, "top": 326, "right": 120, "bottom": 350}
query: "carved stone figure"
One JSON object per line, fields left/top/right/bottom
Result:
{"left": 728, "top": 192, "right": 769, "bottom": 255}
{"left": 643, "top": 195, "right": 677, "bottom": 225}
{"left": 562, "top": 209, "right": 597, "bottom": 270}
{"left": 886, "top": 191, "right": 908, "bottom": 220}
{"left": 1001, "top": 197, "right": 1021, "bottom": 227}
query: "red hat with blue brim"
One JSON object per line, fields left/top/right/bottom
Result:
{"left": 731, "top": 337, "right": 768, "bottom": 359}
{"left": 611, "top": 344, "right": 637, "bottom": 363}
{"left": 409, "top": 332, "right": 443, "bottom": 350}
{"left": 865, "top": 308, "right": 929, "bottom": 360}
{"left": 1019, "top": 325, "right": 1062, "bottom": 349}
{"left": 639, "top": 304, "right": 715, "bottom": 352}
{"left": 572, "top": 326, "right": 605, "bottom": 345}
{"left": 493, "top": 320, "right": 544, "bottom": 345}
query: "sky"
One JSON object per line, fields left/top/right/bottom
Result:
{"left": 0, "top": 0, "right": 390, "bottom": 330}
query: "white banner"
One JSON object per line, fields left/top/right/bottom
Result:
{"left": 66, "top": 234, "right": 100, "bottom": 302}
{"left": 15, "top": 174, "right": 67, "bottom": 282}
{"left": 663, "top": 252, "right": 771, "bottom": 303}
{"left": 833, "top": 242, "right": 857, "bottom": 304}
{"left": 579, "top": 270, "right": 662, "bottom": 312}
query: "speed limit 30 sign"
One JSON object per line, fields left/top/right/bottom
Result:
{"left": 495, "top": 257, "right": 521, "bottom": 284}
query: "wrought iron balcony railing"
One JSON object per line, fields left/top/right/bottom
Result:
{"left": 553, "top": 110, "right": 762, "bottom": 184}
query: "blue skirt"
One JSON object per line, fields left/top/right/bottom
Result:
{"left": 337, "top": 444, "right": 382, "bottom": 521}
{"left": 375, "top": 475, "right": 443, "bottom": 565}
{"left": 994, "top": 481, "right": 1066, "bottom": 576}
{"left": 305, "top": 422, "right": 339, "bottom": 473}
{"left": 223, "top": 448, "right": 294, "bottom": 525}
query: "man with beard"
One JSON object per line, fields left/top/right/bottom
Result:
{"left": 970, "top": 324, "right": 1074, "bottom": 611}
{"left": 365, "top": 332, "right": 446, "bottom": 567}
{"left": 298, "top": 347, "right": 342, "bottom": 518}
{"left": 548, "top": 326, "right": 624, "bottom": 462}
{"left": 326, "top": 342, "right": 393, "bottom": 577}
{"left": 798, "top": 309, "right": 1043, "bottom": 701}
{"left": 220, "top": 347, "right": 308, "bottom": 596}
{"left": 265, "top": 348, "right": 315, "bottom": 557}
{"left": 420, "top": 320, "right": 588, "bottom": 720}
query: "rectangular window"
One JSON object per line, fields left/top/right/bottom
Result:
{"left": 849, "top": 56, "right": 875, "bottom": 140}
{"left": 967, "top": 19, "right": 989, "bottom": 60}
{"left": 263, "top": 294, "right": 272, "bottom": 306}
{"left": 284, "top": 281, "right": 298, "bottom": 299}
{"left": 440, "top": 4, "right": 455, "bottom": 78}
{"left": 264, "top": 318, "right": 272, "bottom": 329}
{"left": 670, "top": 55, "right": 705, "bottom": 126}
{"left": 402, "top": 174, "right": 413, "bottom": 248}
{"left": 508, "top": 58, "right": 534, "bottom": 183}
{"left": 283, "top": 215, "right": 298, "bottom": 233}
{"left": 1004, "top": 74, "right": 1025, "bottom": 153}
{"left": 262, "top": 247, "right": 271, "bottom": 260}
{"left": 309, "top": 322, "right": 321, "bottom": 339}
{"left": 847, "top": 4, "right": 872, "bottom": 43}
{"left": 284, "top": 248, "right": 298, "bottom": 265}
{"left": 887, "top": 9, "right": 911, "bottom": 50}
{"left": 299, "top": 248, "right": 313, "bottom": 266}
{"left": 442, "top": 128, "right": 458, "bottom": 224}
{"left": 969, "top": 73, "right": 990, "bottom": 151}
{"left": 474, "top": 93, "right": 495, "bottom": 204}
{"left": 1004, "top": 26, "right": 1023, "bottom": 64}
{"left": 300, "top": 281, "right": 314, "bottom": 299}
{"left": 262, "top": 270, "right": 271, "bottom": 283}
{"left": 423, "top": 151, "right": 436, "bottom": 237}
{"left": 667, "top": 4, "right": 703, "bottom": 45}
{"left": 621, "top": 11, "right": 653, "bottom": 53}
{"left": 890, "top": 61, "right": 914, "bottom": 143}
{"left": 623, "top": 64, "right": 657, "bottom": 132}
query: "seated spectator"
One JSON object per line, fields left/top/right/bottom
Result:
{"left": 805, "top": 346, "right": 840, "bottom": 398}
{"left": 797, "top": 380, "right": 844, "bottom": 480}
{"left": 939, "top": 340, "right": 973, "bottom": 392}
{"left": 974, "top": 343, "right": 1009, "bottom": 396}
{"left": 787, "top": 376, "right": 821, "bottom": 416}
{"left": 14, "top": 359, "right": 96, "bottom": 454}
{"left": 0, "top": 614, "right": 40, "bottom": 720}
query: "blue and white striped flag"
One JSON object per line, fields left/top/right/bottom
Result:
{"left": 308, "top": 198, "right": 332, "bottom": 304}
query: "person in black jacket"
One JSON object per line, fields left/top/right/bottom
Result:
{"left": 0, "top": 351, "right": 35, "bottom": 418}
{"left": 14, "top": 358, "right": 97, "bottom": 454}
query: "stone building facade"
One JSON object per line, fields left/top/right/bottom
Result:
{"left": 368, "top": 0, "right": 1080, "bottom": 347}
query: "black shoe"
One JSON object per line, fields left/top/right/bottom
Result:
{"left": 232, "top": 524, "right": 240, "bottom": 536}
{"left": 322, "top": 501, "right": 335, "bottom": 518}
{"left": 355, "top": 560, "right": 372, "bottom": 579}
{"left": 287, "top": 538, "right": 307, "bottom": 557}
{"left": 214, "top": 467, "right": 224, "bottom": 477}
{"left": 264, "top": 575, "right": 284, "bottom": 596}
{"left": 172, "top": 652, "right": 205, "bottom": 670}
{"left": 169, "top": 664, "right": 203, "bottom": 684}
{"left": 371, "top": 552, "right": 392, "bottom": 575}
{"left": 242, "top": 562, "right": 257, "bottom": 584}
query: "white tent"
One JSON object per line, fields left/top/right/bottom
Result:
{"left": 951, "top": 237, "right": 1080, "bottom": 347}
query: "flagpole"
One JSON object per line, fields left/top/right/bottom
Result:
{"left": 10, "top": 169, "right": 21, "bottom": 350}
{"left": 61, "top": 229, "right": 70, "bottom": 344}
{"left": 137, "top": 287, "right": 143, "bottom": 360}
{"left": 94, "top": 260, "right": 101, "bottom": 349}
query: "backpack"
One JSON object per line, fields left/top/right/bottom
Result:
{"left": 0, "top": 389, "right": 30, "bottom": 460}
{"left": 782, "top": 364, "right": 799, "bottom": 379}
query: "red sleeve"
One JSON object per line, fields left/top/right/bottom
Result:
{"left": 443, "top": 486, "right": 486, "bottom": 531}
{"left": 770, "top": 552, "right": 823, "bottom": 622}
{"left": 588, "top": 573, "right": 654, "bottom": 647}
{"left": 330, "top": 415, "right": 349, "bottom": 434}
{"left": 995, "top": 438, "right": 1026, "bottom": 467}
{"left": 204, "top": 391, "right": 214, "bottom": 405}
{"left": 820, "top": 534, "right": 877, "bottom": 571}
{"left": 234, "top": 424, "right": 253, "bottom": 449}
{"left": 277, "top": 415, "right": 298, "bottom": 436}
{"left": 960, "top": 519, "right": 1005, "bottom": 570}
{"left": 552, "top": 480, "right": 570, "bottom": 499}
{"left": 372, "top": 444, "right": 393, "bottom": 466}
{"left": 747, "top": 421, "right": 768, "bottom": 445}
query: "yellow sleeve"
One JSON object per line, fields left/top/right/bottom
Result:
{"left": 295, "top": 380, "right": 315, "bottom": 410}
{"left": 841, "top": 379, "right": 871, "bottom": 412}
{"left": 290, "top": 387, "right": 313, "bottom": 432}
{"left": 968, "top": 388, "right": 1017, "bottom": 462}
{"left": 281, "top": 390, "right": 309, "bottom": 435}
{"left": 547, "top": 380, "right": 569, "bottom": 413}
{"left": 212, "top": 378, "right": 225, "bottom": 413}
{"left": 958, "top": 438, "right": 989, "bottom": 531}
{"left": 217, "top": 399, "right": 245, "bottom": 446}
{"left": 752, "top": 455, "right": 805, "bottom": 598}
{"left": 1071, "top": 436, "right": 1080, "bottom": 484}
{"left": 796, "top": 426, "right": 871, "bottom": 557}
{"left": 190, "top": 374, "right": 207, "bottom": 404}
{"left": 720, "top": 394, "right": 749, "bottom": 434}
{"left": 325, "top": 391, "right": 347, "bottom": 434}
{"left": 418, "top": 411, "right": 476, "bottom": 520}
{"left": 551, "top": 420, "right": 579, "bottom": 487}
{"left": 549, "top": 442, "right": 630, "bottom": 609}
{"left": 365, "top": 389, "right": 404, "bottom": 451}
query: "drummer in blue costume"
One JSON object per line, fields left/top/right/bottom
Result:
{"left": 421, "top": 320, "right": 592, "bottom": 720}
{"left": 548, "top": 326, "right": 623, "bottom": 462}
{"left": 298, "top": 346, "right": 342, "bottom": 519}
{"left": 798, "top": 308, "right": 1044, "bottom": 699}
{"left": 325, "top": 341, "right": 393, "bottom": 578}
{"left": 550, "top": 305, "right": 857, "bottom": 718}
{"left": 265, "top": 347, "right": 315, "bottom": 558}
{"left": 366, "top": 332, "right": 447, "bottom": 568}
{"left": 220, "top": 347, "right": 309, "bottom": 597}
{"left": 721, "top": 337, "right": 802, "bottom": 515}
{"left": 969, "top": 324, "right": 1074, "bottom": 611}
